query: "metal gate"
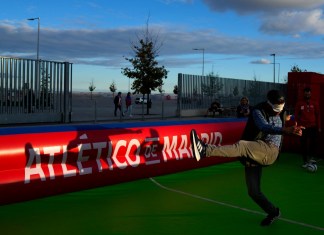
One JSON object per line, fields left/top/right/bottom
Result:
{"left": 0, "top": 57, "right": 72, "bottom": 125}
{"left": 177, "top": 73, "right": 287, "bottom": 116}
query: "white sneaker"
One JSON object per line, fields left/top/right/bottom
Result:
{"left": 190, "top": 129, "right": 207, "bottom": 161}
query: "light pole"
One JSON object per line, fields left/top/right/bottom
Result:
{"left": 276, "top": 63, "right": 280, "bottom": 83}
{"left": 28, "top": 17, "right": 40, "bottom": 93}
{"left": 193, "top": 48, "right": 205, "bottom": 76}
{"left": 27, "top": 17, "right": 40, "bottom": 61}
{"left": 270, "top": 53, "right": 275, "bottom": 84}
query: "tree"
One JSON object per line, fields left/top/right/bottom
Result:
{"left": 39, "top": 62, "right": 52, "bottom": 108}
{"left": 248, "top": 75, "right": 260, "bottom": 101}
{"left": 202, "top": 72, "right": 223, "bottom": 98}
{"left": 290, "top": 65, "right": 307, "bottom": 72}
{"left": 89, "top": 80, "right": 96, "bottom": 100}
{"left": 122, "top": 19, "right": 168, "bottom": 114}
{"left": 233, "top": 86, "right": 239, "bottom": 97}
{"left": 173, "top": 85, "right": 178, "bottom": 95}
{"left": 242, "top": 86, "right": 248, "bottom": 97}
{"left": 158, "top": 85, "right": 164, "bottom": 94}
{"left": 40, "top": 63, "right": 51, "bottom": 94}
{"left": 109, "top": 82, "right": 117, "bottom": 97}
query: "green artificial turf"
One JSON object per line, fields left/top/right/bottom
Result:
{"left": 0, "top": 153, "right": 323, "bottom": 235}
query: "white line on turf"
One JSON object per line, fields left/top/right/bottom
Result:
{"left": 149, "top": 177, "right": 324, "bottom": 231}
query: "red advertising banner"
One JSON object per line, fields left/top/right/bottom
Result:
{"left": 0, "top": 119, "right": 246, "bottom": 205}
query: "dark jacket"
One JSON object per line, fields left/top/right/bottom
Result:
{"left": 241, "top": 101, "right": 286, "bottom": 141}
{"left": 240, "top": 101, "right": 287, "bottom": 166}
{"left": 114, "top": 95, "right": 121, "bottom": 106}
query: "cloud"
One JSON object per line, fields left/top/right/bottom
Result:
{"left": 251, "top": 58, "right": 271, "bottom": 64}
{"left": 202, "top": 0, "right": 324, "bottom": 36}
{"left": 1, "top": 21, "right": 324, "bottom": 68}
{"left": 202, "top": 0, "right": 324, "bottom": 14}
{"left": 260, "top": 9, "right": 324, "bottom": 35}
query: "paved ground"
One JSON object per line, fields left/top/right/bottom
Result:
{"left": 71, "top": 92, "right": 180, "bottom": 123}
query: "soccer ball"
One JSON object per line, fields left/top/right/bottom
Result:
{"left": 306, "top": 163, "right": 318, "bottom": 173}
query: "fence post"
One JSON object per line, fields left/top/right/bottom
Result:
{"left": 94, "top": 100, "right": 97, "bottom": 123}
{"left": 177, "top": 73, "right": 182, "bottom": 119}
{"left": 63, "top": 62, "right": 71, "bottom": 123}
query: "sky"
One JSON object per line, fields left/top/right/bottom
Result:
{"left": 1, "top": 0, "right": 324, "bottom": 93}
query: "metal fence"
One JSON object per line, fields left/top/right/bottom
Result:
{"left": 177, "top": 73, "right": 287, "bottom": 116}
{"left": 0, "top": 57, "right": 72, "bottom": 124}
{"left": 0, "top": 56, "right": 288, "bottom": 125}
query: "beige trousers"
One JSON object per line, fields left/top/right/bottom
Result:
{"left": 206, "top": 140, "right": 279, "bottom": 166}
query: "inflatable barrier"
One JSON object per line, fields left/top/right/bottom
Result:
{"left": 0, "top": 118, "right": 247, "bottom": 205}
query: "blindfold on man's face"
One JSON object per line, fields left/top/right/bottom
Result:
{"left": 267, "top": 101, "right": 285, "bottom": 113}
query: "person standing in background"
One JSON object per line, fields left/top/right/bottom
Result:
{"left": 114, "top": 92, "right": 123, "bottom": 117}
{"left": 294, "top": 87, "right": 321, "bottom": 167}
{"left": 123, "top": 92, "right": 133, "bottom": 117}
{"left": 236, "top": 96, "right": 251, "bottom": 118}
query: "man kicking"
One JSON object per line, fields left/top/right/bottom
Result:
{"left": 190, "top": 90, "right": 304, "bottom": 226}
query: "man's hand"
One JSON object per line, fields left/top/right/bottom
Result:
{"left": 283, "top": 123, "right": 304, "bottom": 136}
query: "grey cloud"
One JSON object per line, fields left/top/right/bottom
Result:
{"left": 260, "top": 9, "right": 324, "bottom": 35}
{"left": 0, "top": 23, "right": 136, "bottom": 61}
{"left": 251, "top": 59, "right": 271, "bottom": 64}
{"left": 202, "top": 0, "right": 324, "bottom": 36}
{"left": 202, "top": 0, "right": 324, "bottom": 14}
{"left": 1, "top": 22, "right": 324, "bottom": 68}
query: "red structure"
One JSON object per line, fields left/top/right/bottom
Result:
{"left": 285, "top": 72, "right": 324, "bottom": 155}
{"left": 0, "top": 119, "right": 246, "bottom": 205}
